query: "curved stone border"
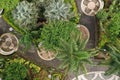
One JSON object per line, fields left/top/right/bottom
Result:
{"left": 72, "top": 71, "right": 120, "bottom": 80}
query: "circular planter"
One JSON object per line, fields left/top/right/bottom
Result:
{"left": 81, "top": 0, "right": 104, "bottom": 16}
{"left": 72, "top": 71, "right": 120, "bottom": 80}
{"left": 0, "top": 33, "right": 19, "bottom": 55}
{"left": 37, "top": 43, "right": 56, "bottom": 61}
{"left": 77, "top": 25, "right": 90, "bottom": 41}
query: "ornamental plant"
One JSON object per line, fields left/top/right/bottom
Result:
{"left": 97, "top": 0, "right": 120, "bottom": 76}
{"left": 102, "top": 39, "right": 120, "bottom": 75}
{"left": 8, "top": 1, "right": 40, "bottom": 50}
{"left": 97, "top": 0, "right": 120, "bottom": 47}
{"left": 12, "top": 1, "right": 38, "bottom": 29}
{"left": 44, "top": 0, "right": 73, "bottom": 20}
{"left": 2, "top": 62, "right": 28, "bottom": 80}
{"left": 56, "top": 31, "right": 92, "bottom": 75}
{"left": 37, "top": 20, "right": 79, "bottom": 51}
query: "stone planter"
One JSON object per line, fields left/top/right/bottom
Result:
{"left": 37, "top": 43, "right": 57, "bottom": 61}
{"left": 72, "top": 71, "right": 120, "bottom": 80}
{"left": 0, "top": 33, "right": 19, "bottom": 55}
{"left": 77, "top": 25, "right": 90, "bottom": 42}
{"left": 81, "top": 0, "right": 104, "bottom": 16}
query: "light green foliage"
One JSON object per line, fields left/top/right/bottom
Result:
{"left": 44, "top": 0, "right": 73, "bottom": 20}
{"left": 0, "top": 0, "right": 19, "bottom": 13}
{"left": 57, "top": 31, "right": 92, "bottom": 74}
{"left": 12, "top": 1, "right": 38, "bottom": 28}
{"left": 38, "top": 20, "right": 78, "bottom": 51}
{"left": 97, "top": 0, "right": 120, "bottom": 75}
{"left": 20, "top": 32, "right": 33, "bottom": 51}
{"left": 2, "top": 62, "right": 27, "bottom": 80}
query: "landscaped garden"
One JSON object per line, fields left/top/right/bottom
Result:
{"left": 0, "top": 0, "right": 120, "bottom": 80}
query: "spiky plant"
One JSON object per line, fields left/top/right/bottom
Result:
{"left": 102, "top": 39, "right": 120, "bottom": 75}
{"left": 44, "top": 0, "right": 73, "bottom": 20}
{"left": 12, "top": 1, "right": 38, "bottom": 29}
{"left": 56, "top": 31, "right": 92, "bottom": 75}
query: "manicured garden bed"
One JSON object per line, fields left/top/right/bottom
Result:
{"left": 0, "top": 0, "right": 120, "bottom": 80}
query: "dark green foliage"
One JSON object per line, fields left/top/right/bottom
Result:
{"left": 20, "top": 32, "right": 33, "bottom": 51}
{"left": 108, "top": 12, "right": 120, "bottom": 39}
{"left": 96, "top": 10, "right": 108, "bottom": 22}
{"left": 97, "top": 0, "right": 120, "bottom": 47}
{"left": 32, "top": 0, "right": 52, "bottom": 7}
{"left": 38, "top": 20, "right": 78, "bottom": 51}
{"left": 100, "top": 39, "right": 120, "bottom": 75}
{"left": 56, "top": 31, "right": 92, "bottom": 75}
{"left": 97, "top": 1, "right": 120, "bottom": 75}
{"left": 2, "top": 62, "right": 27, "bottom": 80}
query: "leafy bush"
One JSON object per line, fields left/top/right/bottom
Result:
{"left": 97, "top": 0, "right": 120, "bottom": 75}
{"left": 38, "top": 20, "right": 78, "bottom": 51}
{"left": 97, "top": 0, "right": 120, "bottom": 47}
{"left": 2, "top": 62, "right": 27, "bottom": 80}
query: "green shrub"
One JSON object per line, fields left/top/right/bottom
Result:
{"left": 96, "top": 0, "right": 120, "bottom": 76}
{"left": 56, "top": 31, "right": 92, "bottom": 75}
{"left": 38, "top": 20, "right": 79, "bottom": 51}
{"left": 102, "top": 39, "right": 120, "bottom": 75}
{"left": 2, "top": 62, "right": 27, "bottom": 80}
{"left": 97, "top": 0, "right": 120, "bottom": 47}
